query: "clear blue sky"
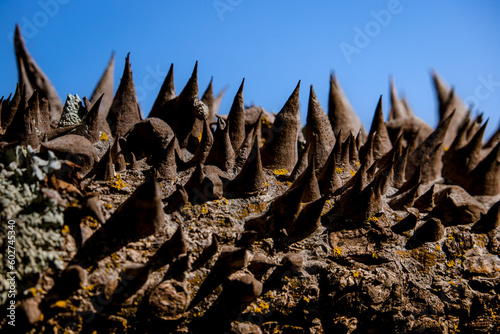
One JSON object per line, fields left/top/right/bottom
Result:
{"left": 1, "top": 1, "right": 499, "bottom": 137}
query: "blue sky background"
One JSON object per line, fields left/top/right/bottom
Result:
{"left": 0, "top": 1, "right": 499, "bottom": 137}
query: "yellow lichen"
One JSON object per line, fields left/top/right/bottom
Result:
{"left": 335, "top": 167, "right": 344, "bottom": 174}
{"left": 273, "top": 169, "right": 289, "bottom": 176}
{"left": 446, "top": 260, "right": 455, "bottom": 268}
{"left": 436, "top": 245, "right": 441, "bottom": 251}
{"left": 99, "top": 132, "right": 109, "bottom": 141}
{"left": 61, "top": 225, "right": 70, "bottom": 235}
{"left": 51, "top": 300, "right": 67, "bottom": 308}
{"left": 108, "top": 174, "right": 128, "bottom": 190}
{"left": 332, "top": 246, "right": 343, "bottom": 256}
{"left": 302, "top": 296, "right": 310, "bottom": 303}
{"left": 201, "top": 205, "right": 209, "bottom": 214}
{"left": 352, "top": 271, "right": 359, "bottom": 278}
{"left": 349, "top": 169, "right": 356, "bottom": 177}
{"left": 105, "top": 203, "right": 113, "bottom": 209}
{"left": 372, "top": 252, "right": 379, "bottom": 259}
{"left": 368, "top": 216, "right": 379, "bottom": 222}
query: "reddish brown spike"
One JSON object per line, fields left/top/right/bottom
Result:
{"left": 388, "top": 76, "right": 407, "bottom": 121}
{"left": 464, "top": 141, "right": 500, "bottom": 196}
{"left": 318, "top": 134, "right": 344, "bottom": 195}
{"left": 406, "top": 110, "right": 454, "bottom": 178}
{"left": 111, "top": 137, "right": 127, "bottom": 172}
{"left": 234, "top": 123, "right": 256, "bottom": 169}
{"left": 414, "top": 184, "right": 436, "bottom": 213}
{"left": 225, "top": 135, "right": 266, "bottom": 197}
{"left": 473, "top": 200, "right": 500, "bottom": 233}
{"left": 205, "top": 117, "right": 235, "bottom": 171}
{"left": 90, "top": 53, "right": 115, "bottom": 118}
{"left": 227, "top": 79, "right": 246, "bottom": 150}
{"left": 443, "top": 120, "right": 488, "bottom": 184}
{"left": 419, "top": 143, "right": 444, "bottom": 184}
{"left": 367, "top": 96, "right": 392, "bottom": 160}
{"left": 391, "top": 144, "right": 410, "bottom": 189}
{"left": 201, "top": 77, "right": 215, "bottom": 124}
{"left": 150, "top": 63, "right": 176, "bottom": 118}
{"left": 87, "top": 147, "right": 114, "bottom": 181}
{"left": 261, "top": 81, "right": 300, "bottom": 171}
{"left": 82, "top": 94, "right": 104, "bottom": 143}
{"left": 288, "top": 196, "right": 327, "bottom": 240}
{"left": 290, "top": 157, "right": 321, "bottom": 203}
{"left": 107, "top": 54, "right": 141, "bottom": 138}
{"left": 328, "top": 73, "right": 366, "bottom": 140}
{"left": 388, "top": 181, "right": 421, "bottom": 211}
{"left": 3, "top": 84, "right": 22, "bottom": 133}
{"left": 289, "top": 142, "right": 311, "bottom": 182}
{"left": 484, "top": 119, "right": 500, "bottom": 149}
{"left": 155, "top": 136, "right": 178, "bottom": 181}
{"left": 213, "top": 86, "right": 227, "bottom": 117}
{"left": 14, "top": 25, "right": 63, "bottom": 124}
{"left": 184, "top": 119, "right": 214, "bottom": 169}
{"left": 306, "top": 85, "right": 335, "bottom": 169}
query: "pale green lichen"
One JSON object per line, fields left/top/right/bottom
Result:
{"left": 0, "top": 146, "right": 65, "bottom": 304}
{"left": 58, "top": 93, "right": 86, "bottom": 128}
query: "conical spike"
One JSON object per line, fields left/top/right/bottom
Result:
{"left": 389, "top": 76, "right": 407, "bottom": 121}
{"left": 431, "top": 70, "right": 450, "bottom": 114}
{"left": 14, "top": 25, "right": 63, "bottom": 124}
{"left": 5, "top": 89, "right": 39, "bottom": 148}
{"left": 359, "top": 130, "right": 376, "bottom": 165}
{"left": 82, "top": 94, "right": 104, "bottom": 143}
{"left": 112, "top": 137, "right": 127, "bottom": 172}
{"left": 388, "top": 181, "right": 421, "bottom": 211}
{"left": 328, "top": 73, "right": 366, "bottom": 140}
{"left": 185, "top": 119, "right": 214, "bottom": 169}
{"left": 155, "top": 136, "right": 178, "bottom": 181}
{"left": 406, "top": 111, "right": 454, "bottom": 177}
{"left": 339, "top": 133, "right": 352, "bottom": 169}
{"left": 87, "top": 147, "right": 114, "bottom": 181}
{"left": 150, "top": 63, "right": 176, "bottom": 118}
{"left": 336, "top": 157, "right": 370, "bottom": 197}
{"left": 473, "top": 200, "right": 500, "bottom": 233}
{"left": 38, "top": 96, "right": 51, "bottom": 135}
{"left": 193, "top": 233, "right": 219, "bottom": 270}
{"left": 165, "top": 183, "right": 189, "bottom": 212}
{"left": 213, "top": 86, "right": 227, "bottom": 118}
{"left": 153, "top": 62, "right": 207, "bottom": 149}
{"left": 419, "top": 143, "right": 444, "bottom": 184}
{"left": 129, "top": 152, "right": 138, "bottom": 170}
{"left": 2, "top": 84, "right": 21, "bottom": 130}
{"left": 392, "top": 144, "right": 410, "bottom": 188}
{"left": 289, "top": 196, "right": 327, "bottom": 240}
{"left": 397, "top": 164, "right": 422, "bottom": 197}
{"left": 443, "top": 119, "right": 488, "bottom": 184}
{"left": 107, "top": 54, "right": 141, "bottom": 138}
{"left": 318, "top": 138, "right": 343, "bottom": 195}
{"left": 227, "top": 79, "right": 246, "bottom": 150}
{"left": 414, "top": 184, "right": 436, "bottom": 213}
{"left": 484, "top": 119, "right": 500, "bottom": 149}
{"left": 349, "top": 131, "right": 360, "bottom": 167}
{"left": 306, "top": 85, "right": 335, "bottom": 169}
{"left": 288, "top": 142, "right": 310, "bottom": 182}
{"left": 234, "top": 123, "right": 256, "bottom": 169}
{"left": 272, "top": 173, "right": 307, "bottom": 220}
{"left": 367, "top": 96, "right": 392, "bottom": 160}
{"left": 70, "top": 179, "right": 164, "bottom": 268}
{"left": 290, "top": 157, "right": 321, "bottom": 203}
{"left": 391, "top": 213, "right": 418, "bottom": 234}
{"left": 90, "top": 53, "right": 115, "bottom": 118}
{"left": 201, "top": 77, "right": 215, "bottom": 124}
{"left": 226, "top": 136, "right": 266, "bottom": 197}
{"left": 464, "top": 141, "right": 500, "bottom": 196}
{"left": 261, "top": 81, "right": 301, "bottom": 171}
{"left": 205, "top": 117, "right": 235, "bottom": 171}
